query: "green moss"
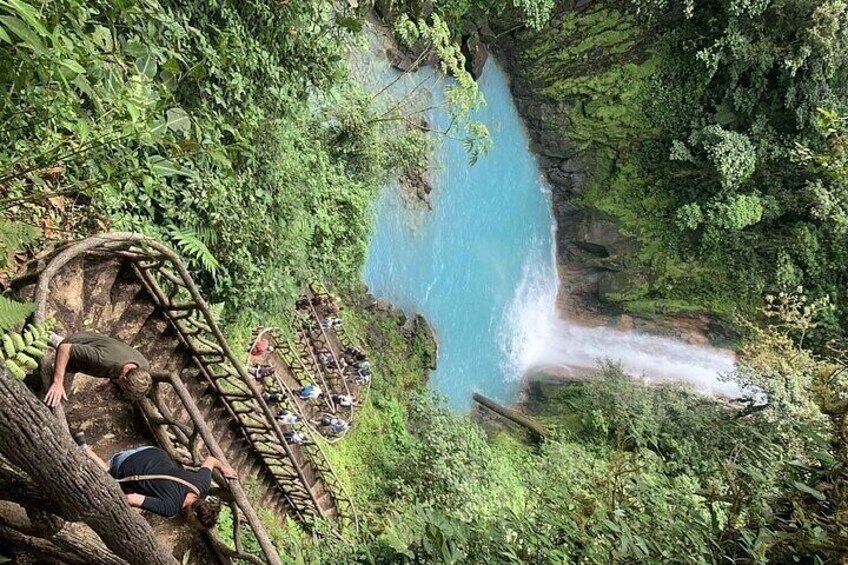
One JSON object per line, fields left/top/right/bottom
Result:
{"left": 620, "top": 299, "right": 707, "bottom": 317}
{"left": 513, "top": 7, "right": 654, "bottom": 156}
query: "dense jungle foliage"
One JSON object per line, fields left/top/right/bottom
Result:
{"left": 0, "top": 0, "right": 425, "bottom": 328}
{"left": 259, "top": 290, "right": 848, "bottom": 563}
{"left": 1, "top": 0, "right": 847, "bottom": 563}
{"left": 505, "top": 0, "right": 848, "bottom": 340}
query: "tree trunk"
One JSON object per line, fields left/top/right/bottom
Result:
{"left": 472, "top": 392, "right": 547, "bottom": 441}
{"left": 0, "top": 365, "right": 178, "bottom": 565}
{"left": 0, "top": 502, "right": 127, "bottom": 565}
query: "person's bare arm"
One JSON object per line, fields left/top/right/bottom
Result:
{"left": 44, "top": 343, "right": 72, "bottom": 407}
{"left": 201, "top": 456, "right": 238, "bottom": 480}
{"left": 126, "top": 494, "right": 145, "bottom": 508}
{"left": 84, "top": 447, "right": 109, "bottom": 472}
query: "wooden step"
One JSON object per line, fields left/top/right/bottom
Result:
{"left": 127, "top": 312, "right": 172, "bottom": 356}
{"left": 111, "top": 298, "right": 157, "bottom": 344}
{"left": 99, "top": 279, "right": 144, "bottom": 333}
{"left": 80, "top": 256, "right": 124, "bottom": 329}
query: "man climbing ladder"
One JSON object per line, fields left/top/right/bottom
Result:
{"left": 44, "top": 331, "right": 152, "bottom": 407}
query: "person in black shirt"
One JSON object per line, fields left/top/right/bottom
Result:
{"left": 83, "top": 443, "right": 237, "bottom": 530}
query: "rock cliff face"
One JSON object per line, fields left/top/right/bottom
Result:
{"left": 491, "top": 31, "right": 626, "bottom": 321}
{"left": 491, "top": 13, "right": 730, "bottom": 345}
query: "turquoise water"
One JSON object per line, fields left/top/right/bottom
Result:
{"left": 363, "top": 61, "right": 556, "bottom": 409}
{"left": 359, "top": 35, "right": 739, "bottom": 410}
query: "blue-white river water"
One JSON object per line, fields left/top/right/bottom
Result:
{"left": 363, "top": 62, "right": 557, "bottom": 409}
{"left": 354, "top": 31, "right": 738, "bottom": 410}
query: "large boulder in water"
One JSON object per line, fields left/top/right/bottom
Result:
{"left": 463, "top": 34, "right": 489, "bottom": 80}
{"left": 387, "top": 45, "right": 416, "bottom": 72}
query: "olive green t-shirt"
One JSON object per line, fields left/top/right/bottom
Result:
{"left": 62, "top": 331, "right": 149, "bottom": 379}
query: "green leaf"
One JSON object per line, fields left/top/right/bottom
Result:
{"left": 148, "top": 155, "right": 183, "bottom": 177}
{"left": 0, "top": 296, "right": 34, "bottom": 332}
{"left": 0, "top": 0, "right": 48, "bottom": 36}
{"left": 0, "top": 15, "right": 46, "bottom": 55}
{"left": 61, "top": 59, "right": 86, "bottom": 74}
{"left": 150, "top": 118, "right": 167, "bottom": 138}
{"left": 124, "top": 38, "right": 147, "bottom": 57}
{"left": 792, "top": 481, "right": 826, "bottom": 501}
{"left": 167, "top": 224, "right": 221, "bottom": 274}
{"left": 166, "top": 107, "right": 190, "bottom": 133}
{"left": 336, "top": 16, "right": 363, "bottom": 33}
{"left": 72, "top": 74, "right": 96, "bottom": 100}
{"left": 135, "top": 50, "right": 157, "bottom": 79}
{"left": 0, "top": 24, "right": 10, "bottom": 43}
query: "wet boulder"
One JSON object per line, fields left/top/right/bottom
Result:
{"left": 462, "top": 34, "right": 489, "bottom": 80}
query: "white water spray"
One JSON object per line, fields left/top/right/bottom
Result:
{"left": 501, "top": 254, "right": 741, "bottom": 398}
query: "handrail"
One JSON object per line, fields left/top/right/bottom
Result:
{"left": 30, "top": 234, "right": 282, "bottom": 564}
{"left": 302, "top": 283, "right": 372, "bottom": 411}
{"left": 249, "top": 327, "right": 335, "bottom": 414}
{"left": 303, "top": 299, "right": 353, "bottom": 399}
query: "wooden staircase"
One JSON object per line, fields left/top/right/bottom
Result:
{"left": 11, "top": 234, "right": 357, "bottom": 564}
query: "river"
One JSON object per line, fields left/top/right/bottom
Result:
{"left": 353, "top": 29, "right": 738, "bottom": 409}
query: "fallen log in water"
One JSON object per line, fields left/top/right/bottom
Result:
{"left": 472, "top": 392, "right": 547, "bottom": 441}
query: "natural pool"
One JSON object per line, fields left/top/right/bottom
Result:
{"left": 359, "top": 45, "right": 737, "bottom": 409}
{"left": 363, "top": 61, "right": 556, "bottom": 409}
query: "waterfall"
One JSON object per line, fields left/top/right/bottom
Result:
{"left": 501, "top": 251, "right": 741, "bottom": 398}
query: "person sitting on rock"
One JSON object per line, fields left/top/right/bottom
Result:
{"left": 283, "top": 431, "right": 309, "bottom": 445}
{"left": 343, "top": 346, "right": 366, "bottom": 363}
{"left": 322, "top": 303, "right": 341, "bottom": 317}
{"left": 332, "top": 393, "right": 358, "bottom": 408}
{"left": 44, "top": 331, "right": 152, "bottom": 408}
{"left": 319, "top": 317, "right": 342, "bottom": 330}
{"left": 297, "top": 383, "right": 322, "bottom": 400}
{"left": 77, "top": 434, "right": 236, "bottom": 530}
{"left": 249, "top": 338, "right": 274, "bottom": 356}
{"left": 351, "top": 370, "right": 371, "bottom": 386}
{"left": 263, "top": 392, "right": 285, "bottom": 405}
{"left": 248, "top": 365, "right": 274, "bottom": 381}
{"left": 313, "top": 415, "right": 350, "bottom": 437}
{"left": 276, "top": 410, "right": 299, "bottom": 425}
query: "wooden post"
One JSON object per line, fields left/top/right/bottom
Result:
{"left": 472, "top": 393, "right": 547, "bottom": 440}
{"left": 166, "top": 373, "right": 283, "bottom": 565}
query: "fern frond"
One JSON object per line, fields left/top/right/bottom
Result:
{"left": 0, "top": 219, "right": 40, "bottom": 267}
{"left": 0, "top": 296, "right": 34, "bottom": 333}
{"left": 192, "top": 223, "right": 219, "bottom": 247}
{"left": 209, "top": 302, "right": 225, "bottom": 325}
{"left": 166, "top": 224, "right": 221, "bottom": 274}
{"left": 0, "top": 319, "right": 53, "bottom": 380}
